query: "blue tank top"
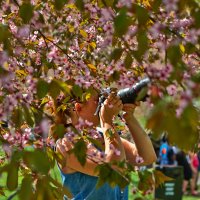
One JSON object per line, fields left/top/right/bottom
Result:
{"left": 59, "top": 169, "right": 128, "bottom": 200}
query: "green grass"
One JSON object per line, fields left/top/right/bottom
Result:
{"left": 183, "top": 197, "right": 200, "bottom": 200}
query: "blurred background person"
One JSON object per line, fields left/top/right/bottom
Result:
{"left": 176, "top": 150, "right": 198, "bottom": 196}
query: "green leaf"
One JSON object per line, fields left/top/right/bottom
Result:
{"left": 57, "top": 81, "right": 72, "bottom": 96}
{"left": 192, "top": 72, "right": 200, "bottom": 83}
{"left": 99, "top": 0, "right": 114, "bottom": 7}
{"left": 147, "top": 100, "right": 200, "bottom": 151}
{"left": 167, "top": 45, "right": 181, "bottom": 65}
{"left": 138, "top": 170, "right": 154, "bottom": 192}
{"left": 23, "top": 150, "right": 50, "bottom": 175}
{"left": 72, "top": 84, "right": 83, "bottom": 99}
{"left": 107, "top": 70, "right": 120, "bottom": 83}
{"left": 96, "top": 163, "right": 129, "bottom": 189}
{"left": 0, "top": 24, "right": 10, "bottom": 42}
{"left": 90, "top": 42, "right": 96, "bottom": 49}
{"left": 105, "top": 128, "right": 115, "bottom": 139}
{"left": 137, "top": 30, "right": 148, "bottom": 58}
{"left": 49, "top": 80, "right": 61, "bottom": 99}
{"left": 109, "top": 170, "right": 129, "bottom": 189}
{"left": 16, "top": 69, "right": 27, "bottom": 77}
{"left": 23, "top": 105, "right": 34, "bottom": 127}
{"left": 54, "top": 0, "right": 68, "bottom": 10}
{"left": 19, "top": 176, "right": 33, "bottom": 200}
{"left": 124, "top": 53, "right": 133, "bottom": 69}
{"left": 40, "top": 96, "right": 50, "bottom": 106}
{"left": 182, "top": 104, "right": 199, "bottom": 129}
{"left": 0, "top": 164, "right": 9, "bottom": 174}
{"left": 114, "top": 8, "right": 131, "bottom": 36}
{"left": 146, "top": 100, "right": 173, "bottom": 138}
{"left": 110, "top": 48, "right": 123, "bottom": 62}
{"left": 87, "top": 137, "right": 104, "bottom": 151}
{"left": 11, "top": 108, "right": 24, "bottom": 128}
{"left": 19, "top": 3, "right": 34, "bottom": 23}
{"left": 0, "top": 186, "right": 5, "bottom": 196}
{"left": 54, "top": 124, "right": 65, "bottom": 139}
{"left": 75, "top": 0, "right": 84, "bottom": 11}
{"left": 153, "top": 169, "right": 173, "bottom": 188}
{"left": 135, "top": 5, "right": 149, "bottom": 25}
{"left": 152, "top": 0, "right": 162, "bottom": 12}
{"left": 73, "top": 139, "right": 87, "bottom": 166}
{"left": 37, "top": 79, "right": 49, "bottom": 99}
{"left": 34, "top": 179, "right": 45, "bottom": 199}
{"left": 46, "top": 147, "right": 56, "bottom": 168}
{"left": 96, "top": 164, "right": 112, "bottom": 188}
{"left": 184, "top": 42, "right": 196, "bottom": 54}
{"left": 49, "top": 176, "right": 73, "bottom": 198}
{"left": 7, "top": 162, "right": 19, "bottom": 191}
{"left": 135, "top": 87, "right": 148, "bottom": 102}
{"left": 80, "top": 29, "right": 88, "bottom": 38}
{"left": 192, "top": 9, "right": 200, "bottom": 28}
{"left": 0, "top": 66, "right": 9, "bottom": 77}
{"left": 97, "top": 0, "right": 104, "bottom": 8}
{"left": 48, "top": 80, "right": 71, "bottom": 100}
{"left": 97, "top": 0, "right": 115, "bottom": 8}
{"left": 31, "top": 107, "right": 43, "bottom": 125}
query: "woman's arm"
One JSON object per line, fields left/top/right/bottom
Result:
{"left": 56, "top": 131, "right": 125, "bottom": 177}
{"left": 121, "top": 104, "right": 157, "bottom": 167}
{"left": 99, "top": 92, "right": 126, "bottom": 162}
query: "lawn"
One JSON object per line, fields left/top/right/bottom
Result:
{"left": 183, "top": 197, "right": 200, "bottom": 200}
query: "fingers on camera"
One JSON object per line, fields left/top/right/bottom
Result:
{"left": 115, "top": 99, "right": 122, "bottom": 107}
{"left": 108, "top": 93, "right": 116, "bottom": 102}
{"left": 108, "top": 92, "right": 120, "bottom": 102}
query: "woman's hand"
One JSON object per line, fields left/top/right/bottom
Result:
{"left": 122, "top": 102, "right": 140, "bottom": 122}
{"left": 100, "top": 92, "right": 123, "bottom": 125}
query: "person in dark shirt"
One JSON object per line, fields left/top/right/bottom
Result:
{"left": 176, "top": 151, "right": 198, "bottom": 196}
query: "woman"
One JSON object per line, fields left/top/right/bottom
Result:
{"left": 189, "top": 152, "right": 199, "bottom": 196}
{"left": 176, "top": 151, "right": 198, "bottom": 196}
{"left": 55, "top": 91, "right": 157, "bottom": 200}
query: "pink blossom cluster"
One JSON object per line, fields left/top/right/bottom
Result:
{"left": 75, "top": 117, "right": 94, "bottom": 130}
{"left": 2, "top": 128, "right": 33, "bottom": 150}
{"left": 146, "top": 64, "right": 173, "bottom": 82}
{"left": 176, "top": 85, "right": 194, "bottom": 117}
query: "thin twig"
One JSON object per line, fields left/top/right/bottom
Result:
{"left": 37, "top": 30, "right": 76, "bottom": 64}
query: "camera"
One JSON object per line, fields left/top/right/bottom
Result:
{"left": 94, "top": 77, "right": 150, "bottom": 115}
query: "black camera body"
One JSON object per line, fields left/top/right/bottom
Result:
{"left": 94, "top": 77, "right": 150, "bottom": 115}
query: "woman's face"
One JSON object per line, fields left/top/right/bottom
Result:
{"left": 75, "top": 93, "right": 100, "bottom": 127}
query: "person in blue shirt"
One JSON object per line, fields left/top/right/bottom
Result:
{"left": 53, "top": 90, "right": 157, "bottom": 200}
{"left": 159, "top": 136, "right": 170, "bottom": 165}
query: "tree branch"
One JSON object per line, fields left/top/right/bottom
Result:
{"left": 37, "top": 29, "right": 76, "bottom": 64}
